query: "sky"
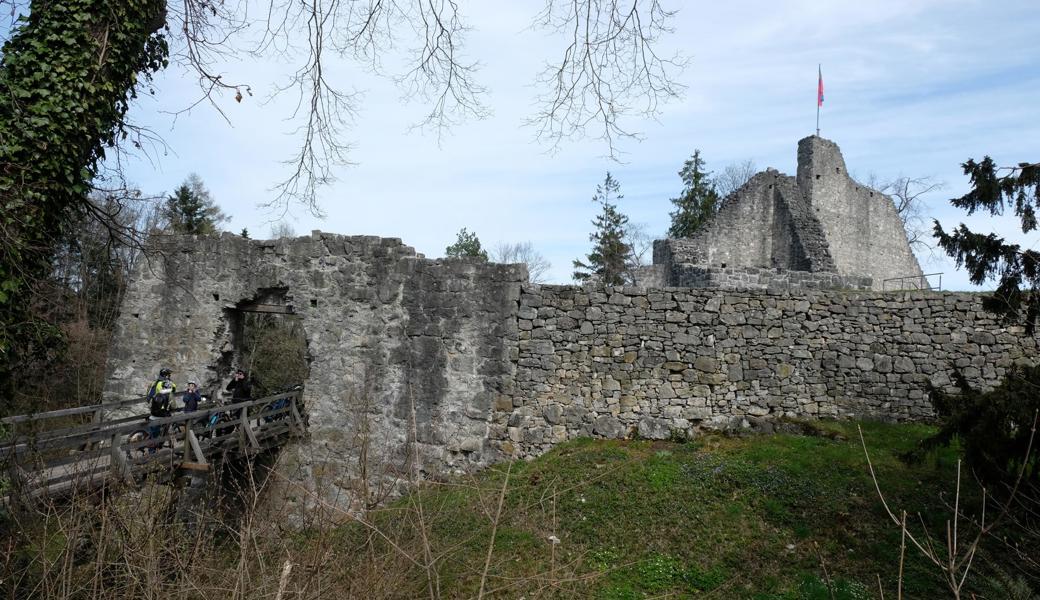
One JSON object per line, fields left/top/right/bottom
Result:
{"left": 116, "top": 0, "right": 1040, "bottom": 289}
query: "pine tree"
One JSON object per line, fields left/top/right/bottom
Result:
{"left": 934, "top": 157, "right": 1040, "bottom": 331}
{"left": 445, "top": 228, "right": 489, "bottom": 261}
{"left": 667, "top": 150, "right": 720, "bottom": 238}
{"left": 160, "top": 174, "right": 228, "bottom": 235}
{"left": 573, "top": 173, "right": 632, "bottom": 286}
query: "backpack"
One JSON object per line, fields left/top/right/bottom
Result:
{"left": 148, "top": 379, "right": 174, "bottom": 417}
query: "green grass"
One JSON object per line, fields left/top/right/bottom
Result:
{"left": 326, "top": 420, "right": 983, "bottom": 598}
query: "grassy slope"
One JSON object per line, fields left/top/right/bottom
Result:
{"left": 322, "top": 421, "right": 984, "bottom": 599}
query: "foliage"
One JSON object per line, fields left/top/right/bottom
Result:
{"left": 983, "top": 566, "right": 1040, "bottom": 600}
{"left": 159, "top": 174, "right": 227, "bottom": 235}
{"left": 934, "top": 156, "right": 1040, "bottom": 331}
{"left": 3, "top": 421, "right": 980, "bottom": 598}
{"left": 491, "top": 241, "right": 551, "bottom": 283}
{"left": 240, "top": 314, "right": 309, "bottom": 397}
{"left": 573, "top": 172, "right": 633, "bottom": 285}
{"left": 668, "top": 150, "right": 721, "bottom": 238}
{"left": 2, "top": 192, "right": 157, "bottom": 416}
{"left": 915, "top": 365, "right": 1040, "bottom": 484}
{"left": 445, "top": 227, "right": 489, "bottom": 261}
{"left": 240, "top": 228, "right": 249, "bottom": 239}
{"left": 0, "top": 0, "right": 168, "bottom": 388}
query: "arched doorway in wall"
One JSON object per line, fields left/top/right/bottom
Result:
{"left": 222, "top": 287, "right": 311, "bottom": 396}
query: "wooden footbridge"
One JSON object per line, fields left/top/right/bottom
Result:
{"left": 1, "top": 388, "right": 307, "bottom": 501}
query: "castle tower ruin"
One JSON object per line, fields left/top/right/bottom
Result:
{"left": 651, "top": 136, "right": 925, "bottom": 291}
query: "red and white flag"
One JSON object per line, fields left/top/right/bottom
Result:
{"left": 817, "top": 66, "right": 825, "bottom": 107}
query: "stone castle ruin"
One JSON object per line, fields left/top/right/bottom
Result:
{"left": 103, "top": 137, "right": 1038, "bottom": 512}
{"left": 647, "top": 136, "right": 924, "bottom": 292}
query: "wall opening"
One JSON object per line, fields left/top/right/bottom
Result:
{"left": 222, "top": 287, "right": 312, "bottom": 396}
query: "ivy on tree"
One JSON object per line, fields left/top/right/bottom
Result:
{"left": 934, "top": 157, "right": 1040, "bottom": 331}
{"left": 445, "top": 228, "right": 488, "bottom": 261}
{"left": 573, "top": 173, "right": 633, "bottom": 286}
{"left": 160, "top": 174, "right": 228, "bottom": 235}
{"left": 668, "top": 150, "right": 720, "bottom": 238}
{"left": 0, "top": 0, "right": 168, "bottom": 385}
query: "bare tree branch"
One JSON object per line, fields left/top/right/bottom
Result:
{"left": 492, "top": 241, "right": 552, "bottom": 283}
{"left": 866, "top": 174, "right": 945, "bottom": 254}
{"left": 715, "top": 159, "right": 757, "bottom": 198}
{"left": 527, "top": 0, "right": 687, "bottom": 159}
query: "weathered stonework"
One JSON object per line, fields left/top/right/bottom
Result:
{"left": 666, "top": 265, "right": 872, "bottom": 292}
{"left": 105, "top": 232, "right": 525, "bottom": 511}
{"left": 653, "top": 136, "right": 924, "bottom": 291}
{"left": 105, "top": 232, "right": 1038, "bottom": 510}
{"left": 497, "top": 285, "right": 1038, "bottom": 457}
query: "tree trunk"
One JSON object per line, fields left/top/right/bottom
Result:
{"left": 0, "top": 0, "right": 167, "bottom": 384}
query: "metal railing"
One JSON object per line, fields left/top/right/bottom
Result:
{"left": 881, "top": 272, "right": 943, "bottom": 292}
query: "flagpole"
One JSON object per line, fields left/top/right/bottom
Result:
{"left": 816, "top": 64, "right": 821, "bottom": 137}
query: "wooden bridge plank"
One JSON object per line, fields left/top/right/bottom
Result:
{"left": 3, "top": 390, "right": 306, "bottom": 500}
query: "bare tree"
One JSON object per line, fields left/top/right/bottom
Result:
{"left": 110, "top": 0, "right": 687, "bottom": 217}
{"left": 714, "top": 159, "right": 757, "bottom": 198}
{"left": 625, "top": 221, "right": 656, "bottom": 269}
{"left": 866, "top": 174, "right": 945, "bottom": 253}
{"left": 492, "top": 242, "right": 552, "bottom": 284}
{"left": 269, "top": 221, "right": 297, "bottom": 239}
{"left": 528, "top": 0, "right": 688, "bottom": 157}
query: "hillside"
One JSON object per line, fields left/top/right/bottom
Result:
{"left": 287, "top": 421, "right": 1001, "bottom": 599}
{"left": 7, "top": 420, "right": 1030, "bottom": 599}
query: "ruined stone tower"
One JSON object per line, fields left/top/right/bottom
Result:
{"left": 651, "top": 136, "right": 924, "bottom": 291}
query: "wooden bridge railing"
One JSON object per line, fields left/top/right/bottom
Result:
{"left": 1, "top": 388, "right": 307, "bottom": 500}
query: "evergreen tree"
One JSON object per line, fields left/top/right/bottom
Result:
{"left": 240, "top": 228, "right": 250, "bottom": 239}
{"left": 573, "top": 173, "right": 632, "bottom": 285}
{"left": 160, "top": 174, "right": 228, "bottom": 235}
{"left": 934, "top": 157, "right": 1040, "bottom": 331}
{"left": 667, "top": 150, "right": 720, "bottom": 238}
{"left": 445, "top": 228, "right": 489, "bottom": 261}
{"left": 919, "top": 155, "right": 1040, "bottom": 485}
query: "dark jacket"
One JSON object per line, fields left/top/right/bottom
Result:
{"left": 226, "top": 377, "right": 252, "bottom": 401}
{"left": 183, "top": 389, "right": 201, "bottom": 412}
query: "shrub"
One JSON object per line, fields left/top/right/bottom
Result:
{"left": 917, "top": 364, "right": 1040, "bottom": 483}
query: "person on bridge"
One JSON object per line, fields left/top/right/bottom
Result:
{"left": 225, "top": 369, "right": 252, "bottom": 401}
{"left": 183, "top": 380, "right": 201, "bottom": 412}
{"left": 146, "top": 368, "right": 176, "bottom": 452}
{"left": 225, "top": 369, "right": 252, "bottom": 419}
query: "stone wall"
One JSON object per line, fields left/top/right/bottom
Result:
{"left": 105, "top": 234, "right": 1039, "bottom": 507}
{"left": 666, "top": 265, "right": 872, "bottom": 292}
{"left": 494, "top": 285, "right": 1038, "bottom": 458}
{"left": 106, "top": 232, "right": 525, "bottom": 511}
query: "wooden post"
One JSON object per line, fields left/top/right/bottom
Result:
{"left": 240, "top": 408, "right": 260, "bottom": 451}
{"left": 186, "top": 429, "right": 208, "bottom": 465}
{"left": 84, "top": 408, "right": 104, "bottom": 451}
{"left": 290, "top": 398, "right": 305, "bottom": 437}
{"left": 109, "top": 434, "right": 134, "bottom": 485}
